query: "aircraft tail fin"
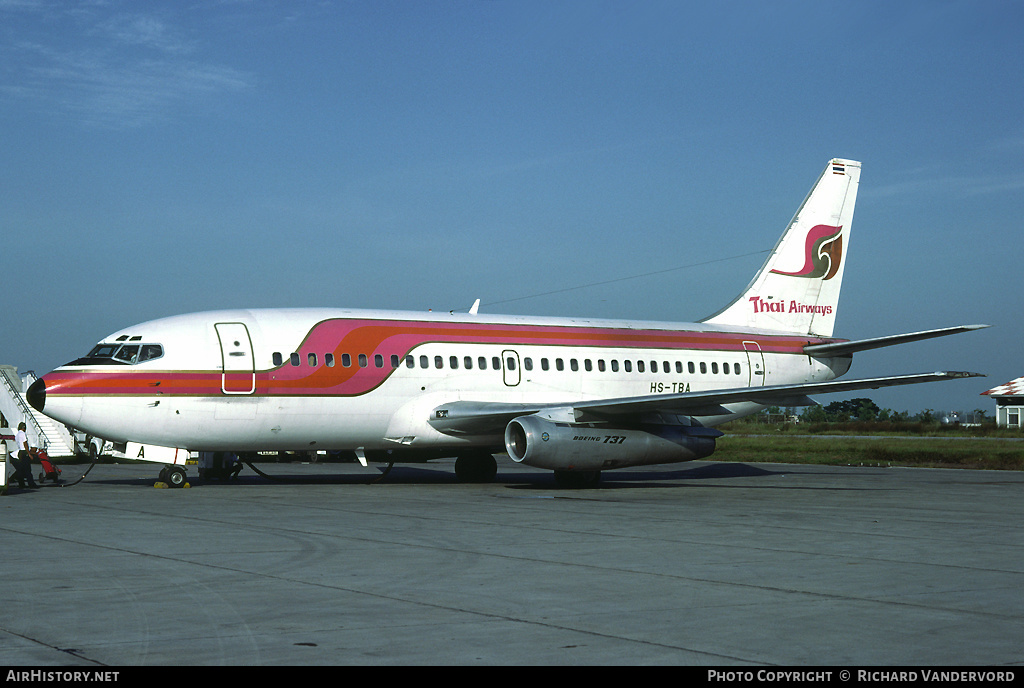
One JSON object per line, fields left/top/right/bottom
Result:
{"left": 701, "top": 158, "right": 861, "bottom": 337}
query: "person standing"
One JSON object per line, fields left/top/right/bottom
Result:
{"left": 13, "top": 422, "right": 37, "bottom": 489}
{"left": 0, "top": 432, "right": 8, "bottom": 493}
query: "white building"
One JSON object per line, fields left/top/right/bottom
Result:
{"left": 981, "top": 377, "right": 1024, "bottom": 429}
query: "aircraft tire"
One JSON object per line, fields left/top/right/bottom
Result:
{"left": 553, "top": 470, "right": 601, "bottom": 489}
{"left": 454, "top": 453, "right": 497, "bottom": 483}
{"left": 166, "top": 466, "right": 187, "bottom": 488}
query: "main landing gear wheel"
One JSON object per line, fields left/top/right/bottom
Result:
{"left": 454, "top": 453, "right": 498, "bottom": 483}
{"left": 553, "top": 470, "right": 602, "bottom": 489}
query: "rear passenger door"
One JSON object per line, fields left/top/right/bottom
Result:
{"left": 742, "top": 341, "right": 766, "bottom": 387}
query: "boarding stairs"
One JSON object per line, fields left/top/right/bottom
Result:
{"left": 0, "top": 365, "right": 77, "bottom": 458}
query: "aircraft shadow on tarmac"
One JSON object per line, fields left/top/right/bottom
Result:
{"left": 61, "top": 460, "right": 880, "bottom": 492}
{"left": 70, "top": 461, "right": 773, "bottom": 487}
{"left": 505, "top": 462, "right": 879, "bottom": 492}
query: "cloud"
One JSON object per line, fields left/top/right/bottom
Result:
{"left": 867, "top": 165, "right": 1024, "bottom": 201}
{"left": 97, "top": 13, "right": 194, "bottom": 54}
{"left": 0, "top": 4, "right": 254, "bottom": 128}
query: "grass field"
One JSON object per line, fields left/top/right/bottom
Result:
{"left": 716, "top": 422, "right": 1024, "bottom": 470}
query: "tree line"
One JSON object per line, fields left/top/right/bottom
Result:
{"left": 759, "top": 398, "right": 991, "bottom": 424}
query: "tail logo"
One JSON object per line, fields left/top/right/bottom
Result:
{"left": 770, "top": 224, "right": 843, "bottom": 280}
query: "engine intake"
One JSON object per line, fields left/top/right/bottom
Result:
{"left": 504, "top": 414, "right": 719, "bottom": 471}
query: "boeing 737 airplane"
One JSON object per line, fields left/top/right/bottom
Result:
{"left": 28, "top": 159, "right": 985, "bottom": 487}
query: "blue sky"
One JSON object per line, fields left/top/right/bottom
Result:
{"left": 2, "top": 0, "right": 1021, "bottom": 416}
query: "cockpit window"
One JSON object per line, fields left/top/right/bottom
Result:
{"left": 113, "top": 344, "right": 140, "bottom": 364}
{"left": 86, "top": 344, "right": 120, "bottom": 359}
{"left": 69, "top": 343, "right": 163, "bottom": 366}
{"left": 139, "top": 344, "right": 163, "bottom": 362}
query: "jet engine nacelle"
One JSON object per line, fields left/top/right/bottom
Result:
{"left": 504, "top": 414, "right": 719, "bottom": 472}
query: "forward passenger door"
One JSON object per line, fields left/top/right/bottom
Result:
{"left": 216, "top": 322, "right": 256, "bottom": 395}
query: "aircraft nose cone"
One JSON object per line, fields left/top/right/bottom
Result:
{"left": 26, "top": 378, "right": 46, "bottom": 413}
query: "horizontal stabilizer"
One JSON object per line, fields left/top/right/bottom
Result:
{"left": 804, "top": 324, "right": 989, "bottom": 357}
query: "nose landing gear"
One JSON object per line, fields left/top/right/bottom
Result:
{"left": 158, "top": 465, "right": 188, "bottom": 488}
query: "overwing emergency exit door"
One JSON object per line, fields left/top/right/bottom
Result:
{"left": 216, "top": 322, "right": 256, "bottom": 394}
{"left": 502, "top": 349, "right": 521, "bottom": 387}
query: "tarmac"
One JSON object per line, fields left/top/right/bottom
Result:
{"left": 1, "top": 457, "right": 1022, "bottom": 666}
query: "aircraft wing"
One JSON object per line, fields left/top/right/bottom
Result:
{"left": 427, "top": 371, "right": 983, "bottom": 436}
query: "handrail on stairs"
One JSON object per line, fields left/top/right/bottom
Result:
{"left": 0, "top": 370, "right": 52, "bottom": 451}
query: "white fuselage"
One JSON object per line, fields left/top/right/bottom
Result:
{"left": 36, "top": 307, "right": 849, "bottom": 454}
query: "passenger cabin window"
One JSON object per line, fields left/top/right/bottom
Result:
{"left": 262, "top": 347, "right": 754, "bottom": 383}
